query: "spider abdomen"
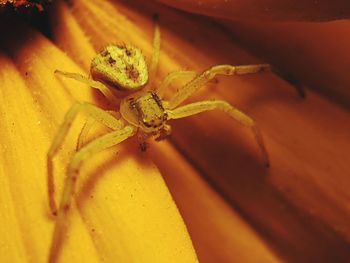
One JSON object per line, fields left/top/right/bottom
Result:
{"left": 91, "top": 44, "right": 148, "bottom": 91}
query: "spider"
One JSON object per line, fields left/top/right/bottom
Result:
{"left": 47, "top": 18, "right": 270, "bottom": 259}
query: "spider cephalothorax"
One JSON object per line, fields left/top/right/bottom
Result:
{"left": 120, "top": 91, "right": 168, "bottom": 133}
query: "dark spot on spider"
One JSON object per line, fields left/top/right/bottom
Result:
{"left": 101, "top": 50, "right": 109, "bottom": 57}
{"left": 117, "top": 43, "right": 127, "bottom": 49}
{"left": 143, "top": 121, "right": 152, "bottom": 128}
{"left": 125, "top": 48, "right": 132, "bottom": 56}
{"left": 126, "top": 64, "right": 139, "bottom": 80}
{"left": 108, "top": 57, "right": 116, "bottom": 65}
{"left": 163, "top": 113, "right": 168, "bottom": 121}
{"left": 129, "top": 98, "right": 137, "bottom": 109}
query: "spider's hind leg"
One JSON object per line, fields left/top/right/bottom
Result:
{"left": 55, "top": 70, "right": 119, "bottom": 104}
{"left": 58, "top": 126, "right": 135, "bottom": 217}
{"left": 49, "top": 125, "right": 135, "bottom": 262}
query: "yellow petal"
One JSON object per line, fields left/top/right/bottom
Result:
{"left": 3, "top": 0, "right": 349, "bottom": 262}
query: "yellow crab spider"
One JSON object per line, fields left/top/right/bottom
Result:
{"left": 47, "top": 17, "right": 271, "bottom": 259}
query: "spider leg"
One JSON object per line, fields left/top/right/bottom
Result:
{"left": 76, "top": 110, "right": 121, "bottom": 151}
{"left": 167, "top": 100, "right": 269, "bottom": 166}
{"left": 168, "top": 64, "right": 270, "bottom": 109}
{"left": 148, "top": 15, "right": 161, "bottom": 88}
{"left": 48, "top": 125, "right": 136, "bottom": 263}
{"left": 76, "top": 117, "right": 95, "bottom": 151}
{"left": 55, "top": 70, "right": 119, "bottom": 104}
{"left": 47, "top": 102, "right": 124, "bottom": 216}
{"left": 156, "top": 70, "right": 197, "bottom": 98}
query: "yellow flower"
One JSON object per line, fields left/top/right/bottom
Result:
{"left": 1, "top": 0, "right": 350, "bottom": 262}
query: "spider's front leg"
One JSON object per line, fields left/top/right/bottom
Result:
{"left": 167, "top": 100, "right": 269, "bottom": 166}
{"left": 47, "top": 102, "right": 124, "bottom": 216}
{"left": 49, "top": 125, "right": 136, "bottom": 262}
{"left": 167, "top": 64, "right": 271, "bottom": 109}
